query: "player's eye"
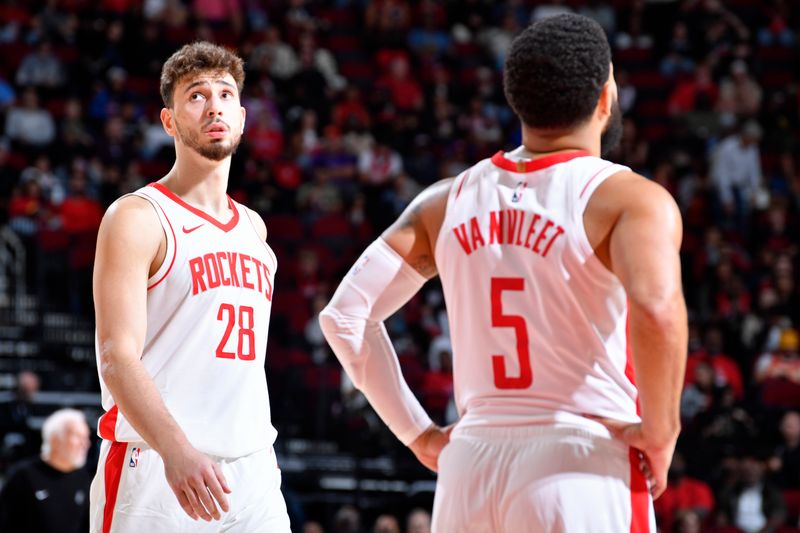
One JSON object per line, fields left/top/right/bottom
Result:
{"left": 190, "top": 92, "right": 205, "bottom": 101}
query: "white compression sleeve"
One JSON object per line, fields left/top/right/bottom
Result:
{"left": 319, "top": 238, "right": 433, "bottom": 445}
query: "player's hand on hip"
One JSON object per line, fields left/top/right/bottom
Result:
{"left": 590, "top": 418, "right": 676, "bottom": 500}
{"left": 162, "top": 444, "right": 232, "bottom": 521}
{"left": 408, "top": 423, "right": 454, "bottom": 472}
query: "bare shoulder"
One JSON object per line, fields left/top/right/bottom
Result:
{"left": 592, "top": 170, "right": 682, "bottom": 244}
{"left": 598, "top": 170, "right": 679, "bottom": 208}
{"left": 382, "top": 177, "right": 455, "bottom": 279}
{"left": 101, "top": 195, "right": 162, "bottom": 242}
{"left": 97, "top": 195, "right": 164, "bottom": 264}
{"left": 390, "top": 177, "right": 455, "bottom": 233}
{"left": 243, "top": 206, "right": 267, "bottom": 241}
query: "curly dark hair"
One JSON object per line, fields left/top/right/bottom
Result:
{"left": 503, "top": 14, "right": 611, "bottom": 130}
{"left": 160, "top": 41, "right": 245, "bottom": 108}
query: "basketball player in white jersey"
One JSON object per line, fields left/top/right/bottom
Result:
{"left": 320, "top": 14, "right": 687, "bottom": 532}
{"left": 89, "top": 42, "right": 290, "bottom": 533}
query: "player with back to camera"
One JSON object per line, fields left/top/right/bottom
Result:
{"left": 89, "top": 42, "right": 290, "bottom": 533}
{"left": 320, "top": 14, "right": 687, "bottom": 532}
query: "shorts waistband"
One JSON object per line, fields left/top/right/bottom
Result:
{"left": 451, "top": 422, "right": 628, "bottom": 452}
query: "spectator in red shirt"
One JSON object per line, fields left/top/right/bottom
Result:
{"left": 668, "top": 63, "right": 719, "bottom": 115}
{"left": 333, "top": 85, "right": 371, "bottom": 131}
{"left": 60, "top": 174, "right": 103, "bottom": 314}
{"left": 684, "top": 327, "right": 745, "bottom": 400}
{"left": 377, "top": 57, "right": 424, "bottom": 112}
{"left": 655, "top": 451, "right": 715, "bottom": 532}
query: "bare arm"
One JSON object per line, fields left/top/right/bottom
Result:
{"left": 590, "top": 172, "right": 687, "bottom": 497}
{"left": 381, "top": 178, "right": 452, "bottom": 278}
{"left": 608, "top": 175, "right": 686, "bottom": 445}
{"left": 94, "top": 196, "right": 230, "bottom": 521}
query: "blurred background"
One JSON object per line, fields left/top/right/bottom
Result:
{"left": 0, "top": 0, "right": 798, "bottom": 532}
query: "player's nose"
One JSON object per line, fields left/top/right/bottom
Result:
{"left": 206, "top": 95, "right": 224, "bottom": 116}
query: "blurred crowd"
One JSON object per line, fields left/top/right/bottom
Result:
{"left": 0, "top": 0, "right": 799, "bottom": 531}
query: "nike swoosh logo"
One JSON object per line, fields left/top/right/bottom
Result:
{"left": 182, "top": 224, "right": 204, "bottom": 234}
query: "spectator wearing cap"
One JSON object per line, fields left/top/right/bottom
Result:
{"left": 755, "top": 327, "right": 800, "bottom": 409}
{"left": 0, "top": 408, "right": 91, "bottom": 533}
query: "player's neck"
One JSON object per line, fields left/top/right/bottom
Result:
{"left": 161, "top": 152, "right": 232, "bottom": 215}
{"left": 520, "top": 126, "right": 601, "bottom": 158}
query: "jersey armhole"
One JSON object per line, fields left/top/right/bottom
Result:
{"left": 128, "top": 190, "right": 177, "bottom": 290}
{"left": 240, "top": 203, "right": 279, "bottom": 272}
{"left": 573, "top": 163, "right": 629, "bottom": 261}
{"left": 433, "top": 167, "right": 474, "bottom": 262}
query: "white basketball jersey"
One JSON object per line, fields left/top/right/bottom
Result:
{"left": 96, "top": 183, "right": 278, "bottom": 457}
{"left": 434, "top": 149, "right": 639, "bottom": 430}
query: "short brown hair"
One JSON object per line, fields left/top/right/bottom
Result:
{"left": 160, "top": 41, "right": 245, "bottom": 108}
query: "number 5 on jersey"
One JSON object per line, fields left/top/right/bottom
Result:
{"left": 216, "top": 303, "right": 256, "bottom": 360}
{"left": 491, "top": 277, "right": 533, "bottom": 389}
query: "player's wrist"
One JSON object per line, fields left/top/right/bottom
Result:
{"left": 640, "top": 420, "right": 680, "bottom": 450}
{"left": 155, "top": 433, "right": 195, "bottom": 462}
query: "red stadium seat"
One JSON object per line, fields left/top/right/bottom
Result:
{"left": 784, "top": 490, "right": 800, "bottom": 526}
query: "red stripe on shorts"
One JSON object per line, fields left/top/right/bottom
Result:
{"left": 103, "top": 442, "right": 127, "bottom": 533}
{"left": 629, "top": 447, "right": 650, "bottom": 533}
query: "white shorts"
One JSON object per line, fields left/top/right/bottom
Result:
{"left": 89, "top": 441, "right": 290, "bottom": 533}
{"left": 432, "top": 425, "right": 656, "bottom": 533}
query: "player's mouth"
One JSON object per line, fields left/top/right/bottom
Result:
{"left": 204, "top": 122, "right": 229, "bottom": 138}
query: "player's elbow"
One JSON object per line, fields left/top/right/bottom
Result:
{"left": 318, "top": 306, "right": 339, "bottom": 345}
{"left": 319, "top": 305, "right": 371, "bottom": 389}
{"left": 628, "top": 289, "right": 685, "bottom": 331}
{"left": 96, "top": 338, "right": 136, "bottom": 383}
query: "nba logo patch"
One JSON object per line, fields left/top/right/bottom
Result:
{"left": 352, "top": 255, "right": 370, "bottom": 276}
{"left": 129, "top": 447, "right": 141, "bottom": 468}
{"left": 511, "top": 181, "right": 527, "bottom": 203}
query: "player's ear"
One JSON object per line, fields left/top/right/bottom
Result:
{"left": 240, "top": 106, "right": 246, "bottom": 134}
{"left": 160, "top": 108, "right": 176, "bottom": 137}
{"left": 596, "top": 65, "right": 615, "bottom": 122}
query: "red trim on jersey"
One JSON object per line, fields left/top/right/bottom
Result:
{"left": 624, "top": 304, "right": 642, "bottom": 415}
{"left": 490, "top": 150, "right": 589, "bottom": 173}
{"left": 148, "top": 183, "right": 240, "bottom": 232}
{"left": 102, "top": 442, "right": 127, "bottom": 533}
{"left": 98, "top": 405, "right": 118, "bottom": 441}
{"left": 454, "top": 171, "right": 470, "bottom": 200}
{"left": 629, "top": 447, "right": 651, "bottom": 533}
{"left": 579, "top": 164, "right": 616, "bottom": 200}
{"left": 243, "top": 204, "right": 278, "bottom": 271}
{"left": 147, "top": 199, "right": 177, "bottom": 291}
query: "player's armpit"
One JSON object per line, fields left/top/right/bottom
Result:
{"left": 381, "top": 177, "right": 453, "bottom": 279}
